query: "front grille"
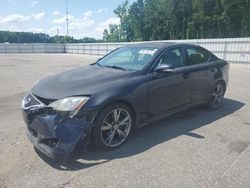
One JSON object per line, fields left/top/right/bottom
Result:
{"left": 34, "top": 95, "right": 56, "bottom": 105}
{"left": 22, "top": 93, "right": 41, "bottom": 109}
{"left": 40, "top": 138, "right": 59, "bottom": 148}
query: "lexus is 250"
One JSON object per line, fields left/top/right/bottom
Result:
{"left": 22, "top": 43, "right": 229, "bottom": 161}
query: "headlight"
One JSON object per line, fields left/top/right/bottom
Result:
{"left": 48, "top": 96, "right": 90, "bottom": 117}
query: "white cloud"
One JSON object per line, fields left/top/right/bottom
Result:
{"left": 69, "top": 16, "right": 95, "bottom": 30}
{"left": 34, "top": 12, "right": 45, "bottom": 20}
{"left": 50, "top": 12, "right": 96, "bottom": 38}
{"left": 0, "top": 14, "right": 31, "bottom": 24}
{"left": 97, "top": 8, "right": 108, "bottom": 14}
{"left": 97, "top": 17, "right": 120, "bottom": 31}
{"left": 31, "top": 0, "right": 37, "bottom": 6}
{"left": 51, "top": 13, "right": 95, "bottom": 29}
{"left": 69, "top": 19, "right": 95, "bottom": 30}
{"left": 51, "top": 14, "right": 74, "bottom": 24}
{"left": 83, "top": 10, "right": 92, "bottom": 18}
{"left": 0, "top": 7, "right": 117, "bottom": 39}
{"left": 101, "top": 17, "right": 120, "bottom": 27}
{"left": 93, "top": 17, "right": 120, "bottom": 39}
{"left": 48, "top": 27, "right": 62, "bottom": 36}
{"left": 48, "top": 27, "right": 57, "bottom": 33}
{"left": 27, "top": 28, "right": 44, "bottom": 33}
{"left": 52, "top": 11, "right": 60, "bottom": 16}
{"left": 51, "top": 17, "right": 66, "bottom": 24}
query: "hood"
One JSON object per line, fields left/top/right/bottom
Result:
{"left": 31, "top": 65, "right": 133, "bottom": 99}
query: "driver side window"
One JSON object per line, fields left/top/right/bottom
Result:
{"left": 107, "top": 50, "right": 133, "bottom": 64}
{"left": 157, "top": 48, "right": 184, "bottom": 68}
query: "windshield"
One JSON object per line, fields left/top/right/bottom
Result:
{"left": 97, "top": 47, "right": 159, "bottom": 71}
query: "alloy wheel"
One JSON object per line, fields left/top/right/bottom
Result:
{"left": 211, "top": 83, "right": 224, "bottom": 108}
{"left": 100, "top": 108, "right": 132, "bottom": 147}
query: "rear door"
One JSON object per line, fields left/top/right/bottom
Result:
{"left": 184, "top": 46, "right": 215, "bottom": 104}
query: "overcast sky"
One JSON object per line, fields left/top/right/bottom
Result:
{"left": 0, "top": 0, "right": 134, "bottom": 39}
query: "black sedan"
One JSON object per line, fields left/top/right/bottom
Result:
{"left": 22, "top": 42, "right": 229, "bottom": 161}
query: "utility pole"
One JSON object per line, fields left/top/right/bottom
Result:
{"left": 57, "top": 28, "right": 59, "bottom": 43}
{"left": 65, "top": 0, "right": 69, "bottom": 36}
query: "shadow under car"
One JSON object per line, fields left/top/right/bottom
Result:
{"left": 35, "top": 98, "right": 244, "bottom": 171}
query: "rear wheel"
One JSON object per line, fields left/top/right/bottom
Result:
{"left": 207, "top": 82, "right": 225, "bottom": 110}
{"left": 93, "top": 103, "right": 134, "bottom": 150}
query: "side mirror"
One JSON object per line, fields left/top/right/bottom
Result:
{"left": 155, "top": 64, "right": 175, "bottom": 73}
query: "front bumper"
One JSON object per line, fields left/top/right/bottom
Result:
{"left": 22, "top": 107, "right": 91, "bottom": 161}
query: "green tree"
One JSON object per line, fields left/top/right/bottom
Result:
{"left": 103, "top": 29, "right": 109, "bottom": 42}
{"left": 114, "top": 0, "right": 134, "bottom": 41}
{"left": 103, "top": 0, "right": 250, "bottom": 41}
{"left": 129, "top": 0, "right": 145, "bottom": 40}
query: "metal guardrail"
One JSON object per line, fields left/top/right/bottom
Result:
{"left": 65, "top": 38, "right": 250, "bottom": 63}
{"left": 0, "top": 38, "right": 250, "bottom": 63}
{"left": 0, "top": 43, "right": 65, "bottom": 53}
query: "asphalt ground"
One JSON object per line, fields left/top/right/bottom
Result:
{"left": 0, "top": 54, "right": 249, "bottom": 188}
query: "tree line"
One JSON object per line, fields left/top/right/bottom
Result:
{"left": 1, "top": 0, "right": 249, "bottom": 43}
{"left": 0, "top": 30, "right": 101, "bottom": 43}
{"left": 103, "top": 0, "right": 250, "bottom": 42}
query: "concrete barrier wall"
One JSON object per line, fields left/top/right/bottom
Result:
{"left": 0, "top": 43, "right": 65, "bottom": 53}
{"left": 1, "top": 38, "right": 250, "bottom": 63}
{"left": 65, "top": 38, "right": 250, "bottom": 63}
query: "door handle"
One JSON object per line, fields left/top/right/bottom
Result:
{"left": 183, "top": 73, "right": 190, "bottom": 79}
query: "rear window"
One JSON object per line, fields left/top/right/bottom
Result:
{"left": 187, "top": 47, "right": 210, "bottom": 65}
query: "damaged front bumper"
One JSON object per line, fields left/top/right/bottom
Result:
{"left": 22, "top": 107, "right": 92, "bottom": 161}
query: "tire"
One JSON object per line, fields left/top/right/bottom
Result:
{"left": 207, "top": 81, "right": 225, "bottom": 110}
{"left": 92, "top": 102, "right": 134, "bottom": 150}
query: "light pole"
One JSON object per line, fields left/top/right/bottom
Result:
{"left": 65, "top": 0, "right": 69, "bottom": 36}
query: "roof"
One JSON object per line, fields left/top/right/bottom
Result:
{"left": 124, "top": 42, "right": 178, "bottom": 49}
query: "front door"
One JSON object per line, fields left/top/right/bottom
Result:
{"left": 148, "top": 48, "right": 192, "bottom": 118}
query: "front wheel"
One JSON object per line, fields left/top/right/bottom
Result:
{"left": 93, "top": 103, "right": 134, "bottom": 150}
{"left": 207, "top": 82, "right": 225, "bottom": 110}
